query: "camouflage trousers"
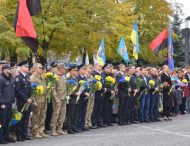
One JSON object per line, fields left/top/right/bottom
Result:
{"left": 31, "top": 100, "right": 47, "bottom": 136}
{"left": 85, "top": 94, "right": 95, "bottom": 127}
{"left": 50, "top": 100, "right": 66, "bottom": 131}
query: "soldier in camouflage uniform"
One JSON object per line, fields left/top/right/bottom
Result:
{"left": 30, "top": 63, "right": 49, "bottom": 139}
{"left": 50, "top": 64, "right": 67, "bottom": 136}
{"left": 84, "top": 65, "right": 95, "bottom": 128}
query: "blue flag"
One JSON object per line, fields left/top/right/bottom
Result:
{"left": 117, "top": 37, "right": 130, "bottom": 64}
{"left": 97, "top": 38, "right": 106, "bottom": 66}
{"left": 168, "top": 27, "right": 174, "bottom": 71}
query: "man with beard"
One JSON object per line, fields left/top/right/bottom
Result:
{"left": 0, "top": 65, "right": 15, "bottom": 144}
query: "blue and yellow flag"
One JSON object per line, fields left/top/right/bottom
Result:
{"left": 168, "top": 27, "right": 174, "bottom": 71}
{"left": 117, "top": 37, "right": 130, "bottom": 64}
{"left": 97, "top": 38, "right": 106, "bottom": 66}
{"left": 130, "top": 21, "right": 140, "bottom": 60}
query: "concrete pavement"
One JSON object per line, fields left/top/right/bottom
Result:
{"left": 7, "top": 114, "right": 190, "bottom": 146}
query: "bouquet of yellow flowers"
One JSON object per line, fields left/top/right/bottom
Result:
{"left": 10, "top": 109, "right": 22, "bottom": 126}
{"left": 45, "top": 72, "right": 59, "bottom": 102}
{"left": 94, "top": 75, "right": 102, "bottom": 81}
{"left": 88, "top": 79, "right": 102, "bottom": 95}
{"left": 105, "top": 76, "right": 116, "bottom": 88}
{"left": 149, "top": 80, "right": 155, "bottom": 87}
{"left": 45, "top": 72, "right": 59, "bottom": 89}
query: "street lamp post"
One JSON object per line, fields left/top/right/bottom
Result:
{"left": 182, "top": 16, "right": 190, "bottom": 67}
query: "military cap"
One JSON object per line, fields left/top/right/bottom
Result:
{"left": 2, "top": 64, "right": 11, "bottom": 70}
{"left": 69, "top": 65, "right": 78, "bottom": 71}
{"left": 50, "top": 61, "right": 58, "bottom": 68}
{"left": 17, "top": 61, "right": 29, "bottom": 67}
{"left": 33, "top": 63, "right": 43, "bottom": 68}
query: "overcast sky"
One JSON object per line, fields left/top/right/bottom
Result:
{"left": 176, "top": 0, "right": 190, "bottom": 19}
{"left": 171, "top": 0, "right": 190, "bottom": 28}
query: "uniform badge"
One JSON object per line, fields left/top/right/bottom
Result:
{"left": 15, "top": 77, "right": 19, "bottom": 82}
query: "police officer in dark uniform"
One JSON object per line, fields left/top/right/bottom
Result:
{"left": 0, "top": 65, "right": 15, "bottom": 144}
{"left": 15, "top": 61, "right": 32, "bottom": 141}
{"left": 91, "top": 63, "right": 105, "bottom": 128}
{"left": 77, "top": 65, "right": 90, "bottom": 131}
{"left": 102, "top": 64, "right": 115, "bottom": 126}
{"left": 66, "top": 65, "right": 80, "bottom": 134}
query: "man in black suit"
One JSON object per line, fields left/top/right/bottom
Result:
{"left": 91, "top": 63, "right": 105, "bottom": 128}
{"left": 139, "top": 67, "right": 150, "bottom": 123}
{"left": 15, "top": 61, "right": 32, "bottom": 141}
{"left": 161, "top": 65, "right": 173, "bottom": 121}
{"left": 127, "top": 66, "right": 138, "bottom": 124}
{"left": 116, "top": 64, "right": 129, "bottom": 125}
{"left": 77, "top": 65, "right": 90, "bottom": 131}
{"left": 102, "top": 64, "right": 115, "bottom": 126}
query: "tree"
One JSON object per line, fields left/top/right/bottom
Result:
{"left": 0, "top": 0, "right": 174, "bottom": 65}
{"left": 172, "top": 2, "right": 184, "bottom": 67}
{"left": 129, "top": 0, "right": 173, "bottom": 65}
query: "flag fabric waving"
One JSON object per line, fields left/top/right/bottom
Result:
{"left": 14, "top": 0, "right": 41, "bottom": 52}
{"left": 96, "top": 38, "right": 106, "bottom": 66}
{"left": 130, "top": 21, "right": 140, "bottom": 60}
{"left": 117, "top": 37, "right": 130, "bottom": 64}
{"left": 149, "top": 29, "right": 168, "bottom": 54}
{"left": 168, "top": 27, "right": 174, "bottom": 71}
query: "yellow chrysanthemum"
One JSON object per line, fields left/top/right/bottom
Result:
{"left": 71, "top": 86, "right": 77, "bottom": 92}
{"left": 125, "top": 76, "right": 131, "bottom": 82}
{"left": 36, "top": 85, "right": 44, "bottom": 95}
{"left": 182, "top": 79, "right": 188, "bottom": 84}
{"left": 94, "top": 75, "right": 101, "bottom": 81}
{"left": 79, "top": 80, "right": 85, "bottom": 85}
{"left": 149, "top": 80, "right": 155, "bottom": 86}
{"left": 45, "top": 72, "right": 53, "bottom": 78}
{"left": 15, "top": 112, "right": 22, "bottom": 121}
{"left": 53, "top": 75, "right": 59, "bottom": 81}
{"left": 105, "top": 76, "right": 116, "bottom": 85}
{"left": 95, "top": 81, "right": 102, "bottom": 90}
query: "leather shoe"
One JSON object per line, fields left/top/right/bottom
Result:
{"left": 24, "top": 136, "right": 33, "bottom": 140}
{"left": 0, "top": 138, "right": 7, "bottom": 144}
{"left": 73, "top": 129, "right": 80, "bottom": 133}
{"left": 67, "top": 130, "right": 75, "bottom": 134}
{"left": 118, "top": 122, "right": 124, "bottom": 126}
{"left": 17, "top": 137, "right": 25, "bottom": 141}
{"left": 91, "top": 125, "right": 98, "bottom": 129}
{"left": 144, "top": 119, "right": 150, "bottom": 123}
{"left": 108, "top": 123, "right": 114, "bottom": 126}
{"left": 5, "top": 137, "right": 16, "bottom": 143}
{"left": 82, "top": 127, "right": 89, "bottom": 131}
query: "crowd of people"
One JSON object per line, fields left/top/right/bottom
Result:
{"left": 0, "top": 60, "right": 190, "bottom": 144}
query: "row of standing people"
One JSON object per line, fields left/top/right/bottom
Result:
{"left": 0, "top": 61, "right": 190, "bottom": 144}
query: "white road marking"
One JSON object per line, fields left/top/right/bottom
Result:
{"left": 135, "top": 124, "right": 190, "bottom": 138}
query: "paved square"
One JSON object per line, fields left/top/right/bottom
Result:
{"left": 9, "top": 114, "right": 190, "bottom": 146}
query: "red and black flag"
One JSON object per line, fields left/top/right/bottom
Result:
{"left": 14, "top": 0, "right": 41, "bottom": 53}
{"left": 149, "top": 29, "right": 168, "bottom": 55}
